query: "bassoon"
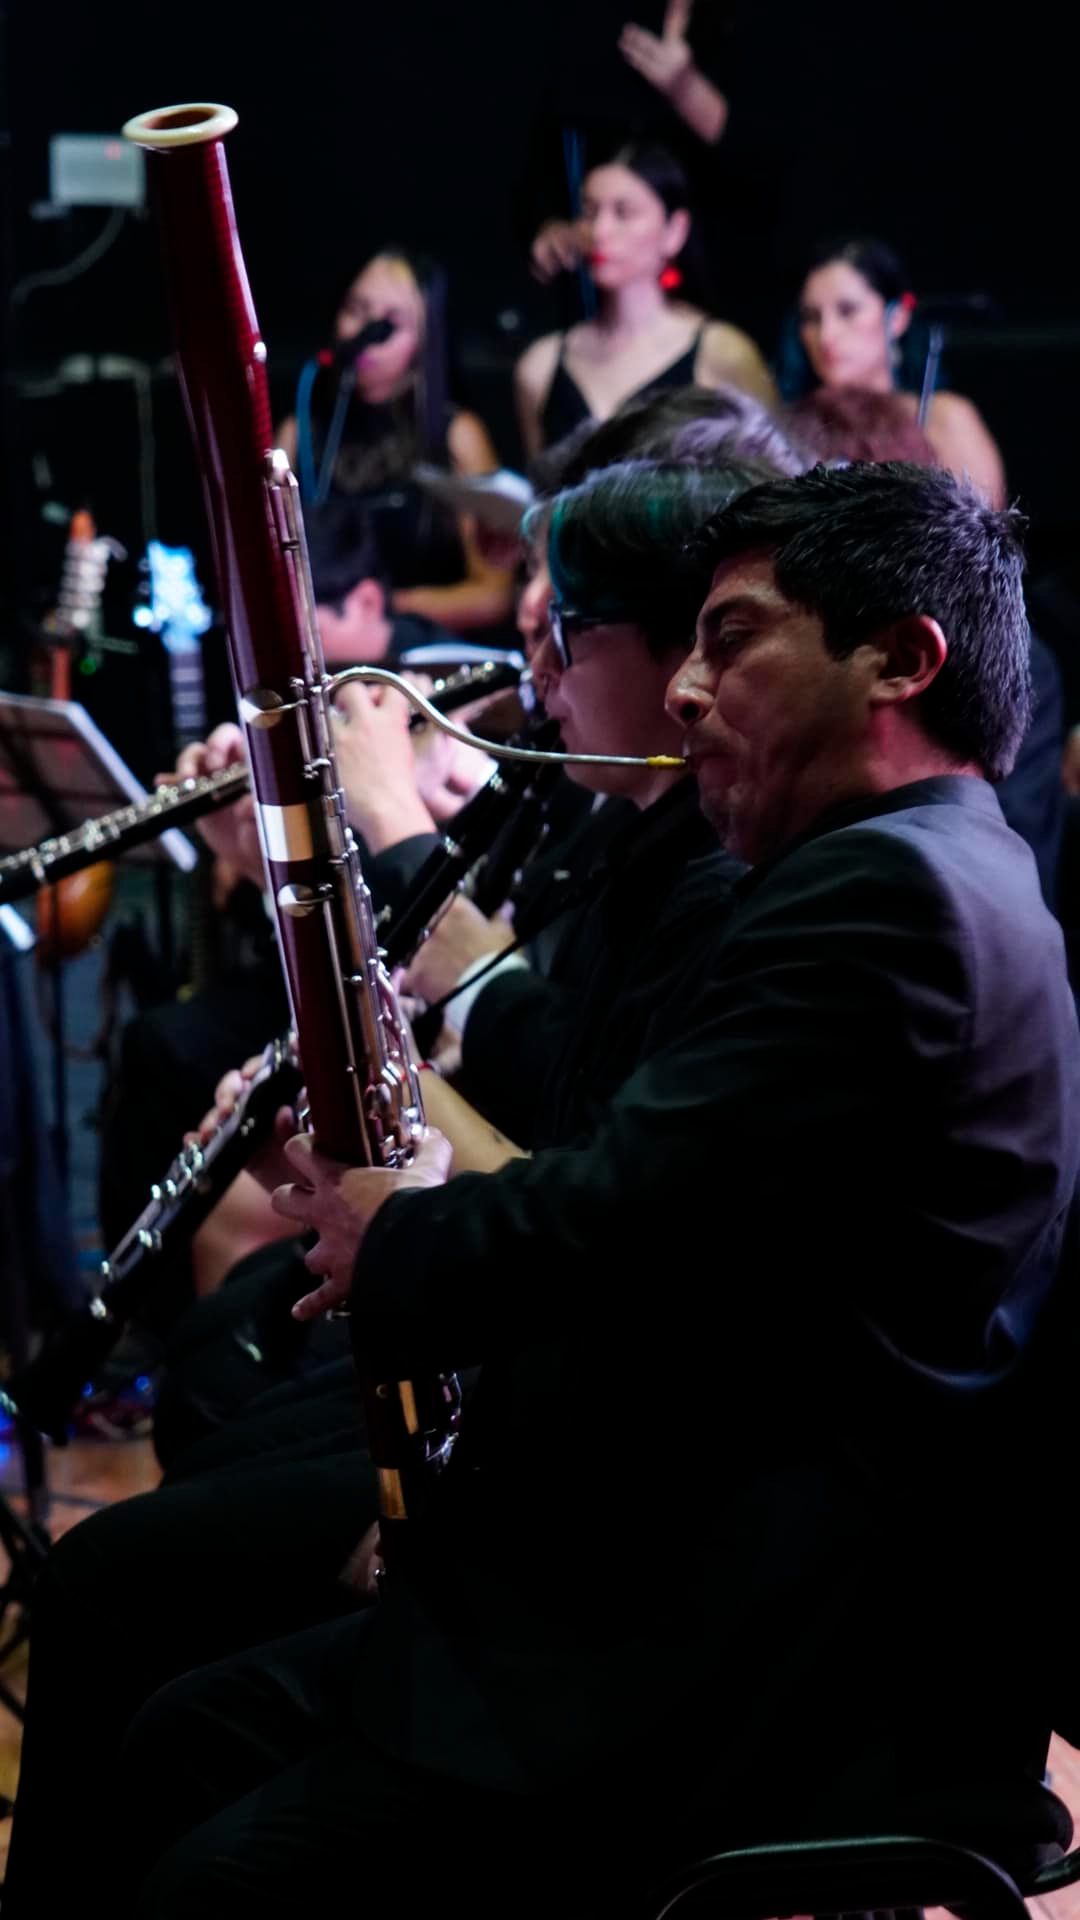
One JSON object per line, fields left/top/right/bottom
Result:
{"left": 121, "top": 101, "right": 446, "bottom": 1538}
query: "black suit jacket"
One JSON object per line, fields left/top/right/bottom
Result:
{"left": 351, "top": 777, "right": 1080, "bottom": 1834}
{"left": 996, "top": 631, "right": 1065, "bottom": 906}
{"left": 460, "top": 778, "right": 742, "bottom": 1146}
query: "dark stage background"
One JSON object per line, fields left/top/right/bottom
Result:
{"left": 2, "top": 0, "right": 1077, "bottom": 771}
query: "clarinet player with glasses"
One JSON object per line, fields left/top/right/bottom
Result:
{"left": 137, "top": 402, "right": 796, "bottom": 1459}
{"left": 3, "top": 418, "right": 789, "bottom": 1912}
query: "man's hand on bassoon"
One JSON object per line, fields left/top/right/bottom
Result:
{"left": 273, "top": 1128, "right": 453, "bottom": 1320}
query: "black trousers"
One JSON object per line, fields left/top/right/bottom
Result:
{"left": 151, "top": 1240, "right": 352, "bottom": 1468}
{"left": 120, "top": 1612, "right": 665, "bottom": 1919}
{"left": 1, "top": 1379, "right": 374, "bottom": 1919}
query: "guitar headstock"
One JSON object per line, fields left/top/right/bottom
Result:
{"left": 135, "top": 541, "right": 214, "bottom": 749}
{"left": 135, "top": 540, "right": 212, "bottom": 654}
{"left": 36, "top": 509, "right": 126, "bottom": 698}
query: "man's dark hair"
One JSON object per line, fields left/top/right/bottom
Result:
{"left": 693, "top": 462, "right": 1031, "bottom": 780}
{"left": 541, "top": 457, "right": 778, "bottom": 662}
{"left": 531, "top": 384, "right": 804, "bottom": 495}
{"left": 304, "top": 500, "right": 386, "bottom": 611}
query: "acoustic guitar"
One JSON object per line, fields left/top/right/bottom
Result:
{"left": 32, "top": 511, "right": 123, "bottom": 962}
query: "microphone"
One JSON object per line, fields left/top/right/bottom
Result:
{"left": 298, "top": 316, "right": 397, "bottom": 503}
{"left": 318, "top": 317, "right": 394, "bottom": 372}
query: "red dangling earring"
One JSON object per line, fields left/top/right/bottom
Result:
{"left": 659, "top": 265, "right": 682, "bottom": 291}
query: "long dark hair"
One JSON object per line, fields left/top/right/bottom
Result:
{"left": 300, "top": 246, "right": 453, "bottom": 502}
{"left": 370, "top": 245, "right": 451, "bottom": 462}
{"left": 777, "top": 234, "right": 928, "bottom": 401}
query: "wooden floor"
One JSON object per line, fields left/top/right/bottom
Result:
{"left": 0, "top": 1433, "right": 1079, "bottom": 1914}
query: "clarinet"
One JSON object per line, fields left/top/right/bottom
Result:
{"left": 467, "top": 755, "right": 563, "bottom": 920}
{"left": 382, "top": 716, "right": 559, "bottom": 970}
{"left": 4, "top": 1038, "right": 302, "bottom": 1445}
{"left": 122, "top": 101, "right": 451, "bottom": 1541}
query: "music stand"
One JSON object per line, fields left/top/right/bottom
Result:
{"left": 0, "top": 696, "right": 199, "bottom": 1713}
{"left": 0, "top": 689, "right": 197, "bottom": 1178}
{"left": 0, "top": 689, "right": 198, "bottom": 877}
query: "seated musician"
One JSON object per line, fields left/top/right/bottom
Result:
{"left": 105, "top": 462, "right": 1077, "bottom": 1915}
{"left": 784, "top": 384, "right": 1068, "bottom": 911}
{"left": 155, "top": 391, "right": 801, "bottom": 1364}
{"left": 302, "top": 496, "right": 481, "bottom": 669}
{"left": 153, "top": 405, "right": 798, "bottom": 1432}
{"left": 3, "top": 427, "right": 799, "bottom": 1913}
{"left": 152, "top": 445, "right": 777, "bottom": 1440}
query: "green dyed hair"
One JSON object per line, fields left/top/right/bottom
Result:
{"left": 537, "top": 457, "right": 775, "bottom": 661}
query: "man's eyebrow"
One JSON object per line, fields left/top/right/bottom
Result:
{"left": 699, "top": 593, "right": 768, "bottom": 636}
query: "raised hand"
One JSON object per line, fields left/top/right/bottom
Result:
{"left": 530, "top": 217, "right": 585, "bottom": 285}
{"left": 618, "top": 0, "right": 695, "bottom": 98}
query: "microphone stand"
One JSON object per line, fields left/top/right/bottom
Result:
{"left": 562, "top": 126, "right": 596, "bottom": 322}
{"left": 918, "top": 320, "right": 946, "bottom": 428}
{"left": 296, "top": 318, "right": 393, "bottom": 506}
{"left": 314, "top": 359, "right": 357, "bottom": 507}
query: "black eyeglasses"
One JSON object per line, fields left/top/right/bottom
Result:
{"left": 547, "top": 601, "right": 611, "bottom": 670}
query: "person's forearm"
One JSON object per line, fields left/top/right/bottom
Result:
{"left": 668, "top": 65, "right": 728, "bottom": 144}
{"left": 393, "top": 577, "right": 513, "bottom": 632}
{"left": 420, "top": 1070, "right": 528, "bottom": 1174}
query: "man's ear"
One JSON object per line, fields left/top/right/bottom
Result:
{"left": 867, "top": 614, "right": 947, "bottom": 707}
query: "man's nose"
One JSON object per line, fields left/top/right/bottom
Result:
{"left": 665, "top": 665, "right": 711, "bottom": 730}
